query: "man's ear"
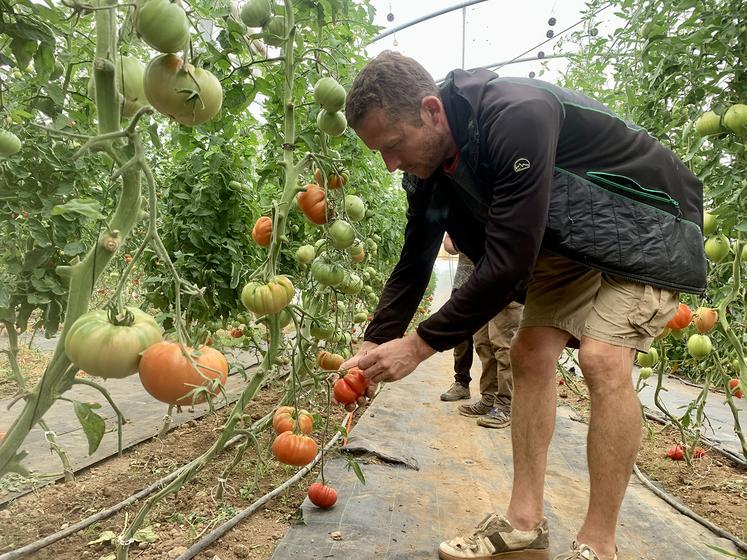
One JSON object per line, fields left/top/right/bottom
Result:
{"left": 420, "top": 96, "right": 444, "bottom": 125}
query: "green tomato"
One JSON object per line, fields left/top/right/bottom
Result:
{"left": 704, "top": 234, "right": 730, "bottom": 263}
{"left": 344, "top": 195, "right": 366, "bottom": 222}
{"left": 241, "top": 275, "right": 295, "bottom": 315}
{"left": 702, "top": 211, "right": 717, "bottom": 236}
{"left": 311, "top": 257, "right": 344, "bottom": 286}
{"left": 240, "top": 0, "right": 272, "bottom": 27}
{"left": 263, "top": 15, "right": 286, "bottom": 47}
{"left": 636, "top": 347, "right": 659, "bottom": 368}
{"left": 353, "top": 311, "right": 368, "bottom": 324}
{"left": 638, "top": 367, "right": 654, "bottom": 380}
{"left": 723, "top": 103, "right": 747, "bottom": 137}
{"left": 338, "top": 272, "right": 363, "bottom": 295}
{"left": 329, "top": 220, "right": 355, "bottom": 250}
{"left": 693, "top": 111, "right": 723, "bottom": 137}
{"left": 295, "top": 244, "right": 316, "bottom": 265}
{"left": 137, "top": 0, "right": 190, "bottom": 53}
{"left": 317, "top": 109, "right": 347, "bottom": 136}
{"left": 0, "top": 129, "right": 22, "bottom": 157}
{"left": 144, "top": 54, "right": 223, "bottom": 126}
{"left": 64, "top": 307, "right": 162, "bottom": 379}
{"left": 687, "top": 334, "right": 713, "bottom": 360}
{"left": 310, "top": 319, "right": 334, "bottom": 339}
{"left": 313, "top": 77, "right": 346, "bottom": 113}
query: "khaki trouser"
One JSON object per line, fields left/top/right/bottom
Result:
{"left": 474, "top": 302, "right": 523, "bottom": 405}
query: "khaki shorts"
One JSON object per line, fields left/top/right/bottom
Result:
{"left": 520, "top": 249, "right": 679, "bottom": 352}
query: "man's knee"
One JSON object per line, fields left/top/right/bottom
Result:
{"left": 578, "top": 339, "right": 635, "bottom": 392}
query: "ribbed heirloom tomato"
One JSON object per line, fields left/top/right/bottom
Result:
{"left": 297, "top": 183, "right": 328, "bottom": 224}
{"left": 272, "top": 406, "right": 313, "bottom": 435}
{"left": 136, "top": 0, "right": 190, "bottom": 54}
{"left": 252, "top": 216, "right": 272, "bottom": 246}
{"left": 241, "top": 275, "right": 295, "bottom": 315}
{"left": 144, "top": 54, "right": 223, "bottom": 126}
{"left": 307, "top": 482, "right": 337, "bottom": 509}
{"left": 271, "top": 431, "right": 318, "bottom": 466}
{"left": 693, "top": 307, "right": 718, "bottom": 334}
{"left": 687, "top": 334, "right": 713, "bottom": 360}
{"left": 138, "top": 341, "right": 229, "bottom": 405}
{"left": 667, "top": 303, "right": 692, "bottom": 330}
{"left": 333, "top": 367, "right": 368, "bottom": 405}
{"left": 311, "top": 257, "right": 344, "bottom": 286}
{"left": 317, "top": 351, "right": 344, "bottom": 370}
{"left": 65, "top": 307, "right": 162, "bottom": 379}
{"left": 239, "top": 0, "right": 271, "bottom": 27}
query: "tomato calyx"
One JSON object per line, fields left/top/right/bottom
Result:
{"left": 106, "top": 304, "right": 135, "bottom": 327}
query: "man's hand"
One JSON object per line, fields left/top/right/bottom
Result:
{"left": 358, "top": 332, "right": 435, "bottom": 383}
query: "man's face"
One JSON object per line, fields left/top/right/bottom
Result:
{"left": 353, "top": 104, "right": 447, "bottom": 179}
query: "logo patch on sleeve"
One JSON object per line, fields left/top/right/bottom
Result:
{"left": 513, "top": 158, "right": 531, "bottom": 173}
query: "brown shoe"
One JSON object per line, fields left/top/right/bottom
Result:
{"left": 439, "top": 514, "right": 549, "bottom": 559}
{"left": 476, "top": 407, "right": 511, "bottom": 429}
{"left": 458, "top": 395, "right": 494, "bottom": 417}
{"left": 441, "top": 382, "right": 471, "bottom": 401}
{"left": 553, "top": 542, "right": 617, "bottom": 560}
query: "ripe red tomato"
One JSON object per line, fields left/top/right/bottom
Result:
{"left": 308, "top": 482, "right": 337, "bottom": 508}
{"left": 667, "top": 303, "right": 692, "bottom": 330}
{"left": 728, "top": 378, "right": 744, "bottom": 399}
{"left": 271, "top": 432, "right": 318, "bottom": 466}
{"left": 665, "top": 444, "right": 685, "bottom": 461}
{"left": 333, "top": 367, "right": 368, "bottom": 405}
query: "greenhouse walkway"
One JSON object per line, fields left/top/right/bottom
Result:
{"left": 272, "top": 259, "right": 744, "bottom": 559}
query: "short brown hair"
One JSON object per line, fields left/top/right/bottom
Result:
{"left": 345, "top": 51, "right": 439, "bottom": 129}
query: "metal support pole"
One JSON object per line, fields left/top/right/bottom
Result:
{"left": 461, "top": 6, "right": 466, "bottom": 69}
{"left": 370, "top": 0, "right": 490, "bottom": 43}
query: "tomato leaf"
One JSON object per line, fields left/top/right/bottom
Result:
{"left": 73, "top": 401, "right": 105, "bottom": 455}
{"left": 344, "top": 455, "right": 366, "bottom": 485}
{"left": 51, "top": 198, "right": 106, "bottom": 221}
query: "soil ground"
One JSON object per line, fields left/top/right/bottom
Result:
{"left": 0, "top": 351, "right": 745, "bottom": 559}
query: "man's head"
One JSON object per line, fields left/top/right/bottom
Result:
{"left": 345, "top": 51, "right": 457, "bottom": 179}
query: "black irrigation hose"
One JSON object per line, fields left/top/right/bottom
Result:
{"left": 632, "top": 464, "right": 747, "bottom": 554}
{"left": 176, "top": 412, "right": 353, "bottom": 560}
{"left": 0, "top": 374, "right": 339, "bottom": 560}
{"left": 0, "top": 430, "right": 250, "bottom": 560}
